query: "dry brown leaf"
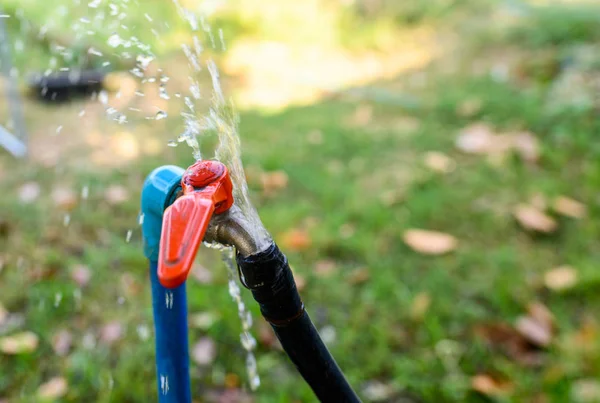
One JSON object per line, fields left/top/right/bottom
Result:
{"left": 192, "top": 337, "right": 216, "bottom": 366}
{"left": 423, "top": 151, "right": 455, "bottom": 174}
{"left": 512, "top": 131, "right": 540, "bottom": 162}
{"left": 52, "top": 330, "right": 73, "bottom": 356}
{"left": 100, "top": 321, "right": 123, "bottom": 345}
{"left": 471, "top": 374, "right": 513, "bottom": 396}
{"left": 545, "top": 266, "right": 578, "bottom": 291}
{"left": 314, "top": 259, "right": 338, "bottom": 277}
{"left": 516, "top": 315, "right": 552, "bottom": 347}
{"left": 104, "top": 185, "right": 130, "bottom": 205}
{"left": 260, "top": 170, "right": 288, "bottom": 195}
{"left": 350, "top": 104, "right": 373, "bottom": 126}
{"left": 224, "top": 373, "right": 241, "bottom": 388}
{"left": 347, "top": 268, "right": 370, "bottom": 285}
{"left": 403, "top": 229, "right": 458, "bottom": 255}
{"left": 51, "top": 187, "right": 77, "bottom": 210}
{"left": 70, "top": 265, "right": 92, "bottom": 287}
{"left": 553, "top": 196, "right": 587, "bottom": 219}
{"left": 280, "top": 229, "right": 312, "bottom": 252}
{"left": 37, "top": 377, "right": 68, "bottom": 400}
{"left": 19, "top": 182, "right": 41, "bottom": 203}
{"left": 474, "top": 322, "right": 543, "bottom": 366}
{"left": 456, "top": 98, "right": 483, "bottom": 117}
{"left": 0, "top": 331, "right": 39, "bottom": 354}
{"left": 455, "top": 123, "right": 495, "bottom": 154}
{"left": 410, "top": 292, "right": 431, "bottom": 320}
{"left": 513, "top": 204, "right": 557, "bottom": 233}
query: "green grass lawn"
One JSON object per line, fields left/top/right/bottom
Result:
{"left": 1, "top": 1, "right": 600, "bottom": 402}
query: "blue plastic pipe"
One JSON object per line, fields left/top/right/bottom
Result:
{"left": 149, "top": 261, "right": 191, "bottom": 402}
{"left": 141, "top": 165, "right": 191, "bottom": 403}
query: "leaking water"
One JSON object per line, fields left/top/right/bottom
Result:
{"left": 5, "top": 0, "right": 271, "bottom": 393}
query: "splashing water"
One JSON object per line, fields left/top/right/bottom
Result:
{"left": 6, "top": 0, "right": 271, "bottom": 392}
{"left": 203, "top": 243, "right": 260, "bottom": 390}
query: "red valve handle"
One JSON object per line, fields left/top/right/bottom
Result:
{"left": 158, "top": 160, "right": 234, "bottom": 288}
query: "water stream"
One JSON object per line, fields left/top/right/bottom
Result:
{"left": 4, "top": 0, "right": 270, "bottom": 392}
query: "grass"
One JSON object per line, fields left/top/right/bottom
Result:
{"left": 1, "top": 0, "right": 600, "bottom": 402}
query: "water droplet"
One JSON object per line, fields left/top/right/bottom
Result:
{"left": 125, "top": 230, "right": 132, "bottom": 243}
{"left": 88, "top": 47, "right": 103, "bottom": 57}
{"left": 88, "top": 0, "right": 101, "bottom": 8}
{"left": 81, "top": 186, "right": 89, "bottom": 200}
{"left": 155, "top": 110, "right": 167, "bottom": 120}
{"left": 167, "top": 140, "right": 178, "bottom": 147}
{"left": 108, "top": 33, "right": 121, "bottom": 48}
{"left": 54, "top": 293, "right": 63, "bottom": 307}
{"left": 134, "top": 90, "right": 145, "bottom": 97}
{"left": 98, "top": 90, "right": 109, "bottom": 105}
{"left": 55, "top": 125, "right": 63, "bottom": 134}
{"left": 138, "top": 213, "right": 145, "bottom": 225}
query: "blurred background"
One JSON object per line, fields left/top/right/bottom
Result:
{"left": 1, "top": 0, "right": 599, "bottom": 401}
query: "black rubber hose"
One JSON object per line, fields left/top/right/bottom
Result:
{"left": 237, "top": 243, "right": 361, "bottom": 402}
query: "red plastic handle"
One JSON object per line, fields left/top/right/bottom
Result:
{"left": 158, "top": 161, "right": 233, "bottom": 288}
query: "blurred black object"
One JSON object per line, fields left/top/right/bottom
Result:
{"left": 28, "top": 70, "right": 106, "bottom": 102}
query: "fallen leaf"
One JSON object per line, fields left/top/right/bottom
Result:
{"left": 51, "top": 187, "right": 77, "bottom": 210}
{"left": 37, "top": 377, "right": 68, "bottom": 400}
{"left": 314, "top": 259, "right": 338, "bottom": 277}
{"left": 410, "top": 292, "right": 431, "bottom": 320}
{"left": 471, "top": 374, "right": 513, "bottom": 396}
{"left": 474, "top": 322, "right": 543, "bottom": 366}
{"left": 347, "top": 268, "right": 370, "bottom": 285}
{"left": 224, "top": 373, "right": 240, "bottom": 388}
{"left": 104, "top": 185, "right": 130, "bottom": 205}
{"left": 512, "top": 131, "right": 540, "bottom": 162}
{"left": 516, "top": 315, "right": 552, "bottom": 347}
{"left": 100, "top": 321, "right": 123, "bottom": 345}
{"left": 70, "top": 265, "right": 92, "bottom": 287}
{"left": 455, "top": 123, "right": 495, "bottom": 154}
{"left": 403, "top": 229, "right": 458, "bottom": 255}
{"left": 19, "top": 182, "right": 41, "bottom": 203}
{"left": 513, "top": 204, "right": 557, "bottom": 233}
{"left": 0, "top": 331, "right": 39, "bottom": 354}
{"left": 545, "top": 266, "right": 578, "bottom": 291}
{"left": 572, "top": 379, "right": 600, "bottom": 403}
{"left": 280, "top": 229, "right": 312, "bottom": 252}
{"left": 362, "top": 380, "right": 397, "bottom": 401}
{"left": 192, "top": 337, "right": 216, "bottom": 366}
{"left": 456, "top": 98, "right": 483, "bottom": 117}
{"left": 553, "top": 196, "right": 587, "bottom": 219}
{"left": 52, "top": 330, "right": 73, "bottom": 356}
{"left": 350, "top": 104, "right": 373, "bottom": 126}
{"left": 423, "top": 151, "right": 455, "bottom": 174}
{"left": 260, "top": 170, "right": 288, "bottom": 195}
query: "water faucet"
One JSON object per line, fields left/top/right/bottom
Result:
{"left": 142, "top": 161, "right": 360, "bottom": 403}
